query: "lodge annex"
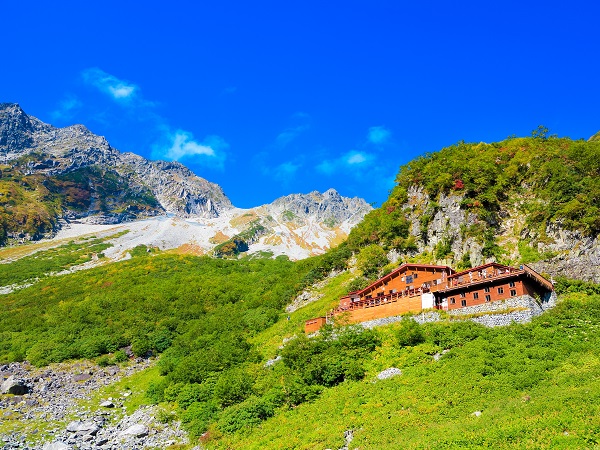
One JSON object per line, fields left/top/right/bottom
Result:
{"left": 305, "top": 262, "right": 554, "bottom": 333}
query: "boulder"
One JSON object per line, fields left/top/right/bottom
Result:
{"left": 120, "top": 423, "right": 149, "bottom": 438}
{"left": 66, "top": 420, "right": 99, "bottom": 435}
{"left": 100, "top": 400, "right": 114, "bottom": 408}
{"left": 72, "top": 373, "right": 91, "bottom": 382}
{"left": 42, "top": 442, "right": 71, "bottom": 450}
{"left": 1, "top": 375, "right": 29, "bottom": 395}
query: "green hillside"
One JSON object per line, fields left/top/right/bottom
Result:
{"left": 2, "top": 240, "right": 600, "bottom": 448}
{"left": 2, "top": 130, "right": 600, "bottom": 448}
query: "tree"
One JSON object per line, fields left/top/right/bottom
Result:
{"left": 356, "top": 244, "right": 389, "bottom": 279}
{"left": 531, "top": 125, "right": 549, "bottom": 140}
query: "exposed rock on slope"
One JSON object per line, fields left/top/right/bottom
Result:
{"left": 268, "top": 188, "right": 371, "bottom": 226}
{"left": 386, "top": 186, "right": 600, "bottom": 283}
{"left": 0, "top": 103, "right": 232, "bottom": 224}
{"left": 120, "top": 153, "right": 231, "bottom": 217}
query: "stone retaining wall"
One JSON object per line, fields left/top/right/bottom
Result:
{"left": 358, "top": 292, "right": 557, "bottom": 330}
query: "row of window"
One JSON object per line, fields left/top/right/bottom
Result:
{"left": 449, "top": 285, "right": 518, "bottom": 305}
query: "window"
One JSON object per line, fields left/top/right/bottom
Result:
{"left": 461, "top": 299, "right": 467, "bottom": 307}
{"left": 473, "top": 292, "right": 479, "bottom": 299}
{"left": 510, "top": 289, "right": 517, "bottom": 296}
{"left": 450, "top": 297, "right": 455, "bottom": 304}
{"left": 413, "top": 273, "right": 418, "bottom": 279}
{"left": 509, "top": 281, "right": 515, "bottom": 288}
{"left": 485, "top": 294, "right": 491, "bottom": 302}
{"left": 497, "top": 287, "right": 504, "bottom": 294}
{"left": 460, "top": 292, "right": 466, "bottom": 298}
{"left": 484, "top": 287, "right": 490, "bottom": 293}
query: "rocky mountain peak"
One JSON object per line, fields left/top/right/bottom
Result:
{"left": 269, "top": 188, "right": 372, "bottom": 224}
{"left": 0, "top": 103, "right": 37, "bottom": 153}
{"left": 0, "top": 104, "right": 233, "bottom": 222}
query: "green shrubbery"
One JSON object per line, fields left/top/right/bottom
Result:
{"left": 168, "top": 323, "right": 381, "bottom": 438}
{"left": 0, "top": 238, "right": 113, "bottom": 286}
{"left": 395, "top": 319, "right": 425, "bottom": 347}
{"left": 216, "top": 291, "right": 600, "bottom": 448}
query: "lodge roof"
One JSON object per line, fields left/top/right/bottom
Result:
{"left": 437, "top": 264, "right": 553, "bottom": 295}
{"left": 355, "top": 263, "right": 454, "bottom": 296}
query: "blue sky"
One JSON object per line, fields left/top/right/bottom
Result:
{"left": 2, "top": 1, "right": 599, "bottom": 208}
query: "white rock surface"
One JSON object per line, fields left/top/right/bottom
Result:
{"left": 376, "top": 367, "right": 402, "bottom": 380}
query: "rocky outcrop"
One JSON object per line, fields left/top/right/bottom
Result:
{"left": 0, "top": 103, "right": 40, "bottom": 154}
{"left": 1, "top": 375, "right": 29, "bottom": 395}
{"left": 395, "top": 185, "right": 600, "bottom": 282}
{"left": 395, "top": 186, "right": 483, "bottom": 265}
{"left": 121, "top": 153, "right": 231, "bottom": 217}
{"left": 268, "top": 188, "right": 372, "bottom": 226}
{"left": 528, "top": 225, "right": 600, "bottom": 283}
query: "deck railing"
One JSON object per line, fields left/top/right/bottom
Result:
{"left": 446, "top": 267, "right": 519, "bottom": 287}
{"left": 332, "top": 287, "right": 430, "bottom": 315}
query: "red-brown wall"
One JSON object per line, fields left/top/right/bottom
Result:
{"left": 305, "top": 317, "right": 327, "bottom": 333}
{"left": 345, "top": 295, "right": 423, "bottom": 323}
{"left": 360, "top": 266, "right": 449, "bottom": 301}
{"left": 445, "top": 279, "right": 524, "bottom": 310}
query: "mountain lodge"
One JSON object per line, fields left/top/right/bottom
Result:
{"left": 305, "top": 262, "right": 554, "bottom": 333}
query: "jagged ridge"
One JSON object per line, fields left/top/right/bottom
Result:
{"left": 0, "top": 103, "right": 232, "bottom": 219}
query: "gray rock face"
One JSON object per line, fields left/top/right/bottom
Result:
{"left": 121, "top": 152, "right": 231, "bottom": 218}
{"left": 0, "top": 102, "right": 233, "bottom": 222}
{"left": 268, "top": 188, "right": 372, "bottom": 226}
{"left": 0, "top": 103, "right": 38, "bottom": 153}
{"left": 395, "top": 185, "right": 600, "bottom": 282}
{"left": 528, "top": 224, "right": 600, "bottom": 283}
{"left": 395, "top": 186, "right": 482, "bottom": 266}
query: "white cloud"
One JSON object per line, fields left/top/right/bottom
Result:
{"left": 346, "top": 152, "right": 368, "bottom": 165}
{"left": 316, "top": 160, "right": 335, "bottom": 175}
{"left": 368, "top": 126, "right": 391, "bottom": 144}
{"left": 51, "top": 95, "right": 82, "bottom": 121}
{"left": 275, "top": 124, "right": 310, "bottom": 148}
{"left": 273, "top": 112, "right": 311, "bottom": 148}
{"left": 274, "top": 161, "right": 301, "bottom": 182}
{"left": 160, "top": 130, "right": 228, "bottom": 168}
{"left": 76, "top": 68, "right": 228, "bottom": 169}
{"left": 81, "top": 68, "right": 138, "bottom": 102}
{"left": 317, "top": 150, "right": 374, "bottom": 175}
